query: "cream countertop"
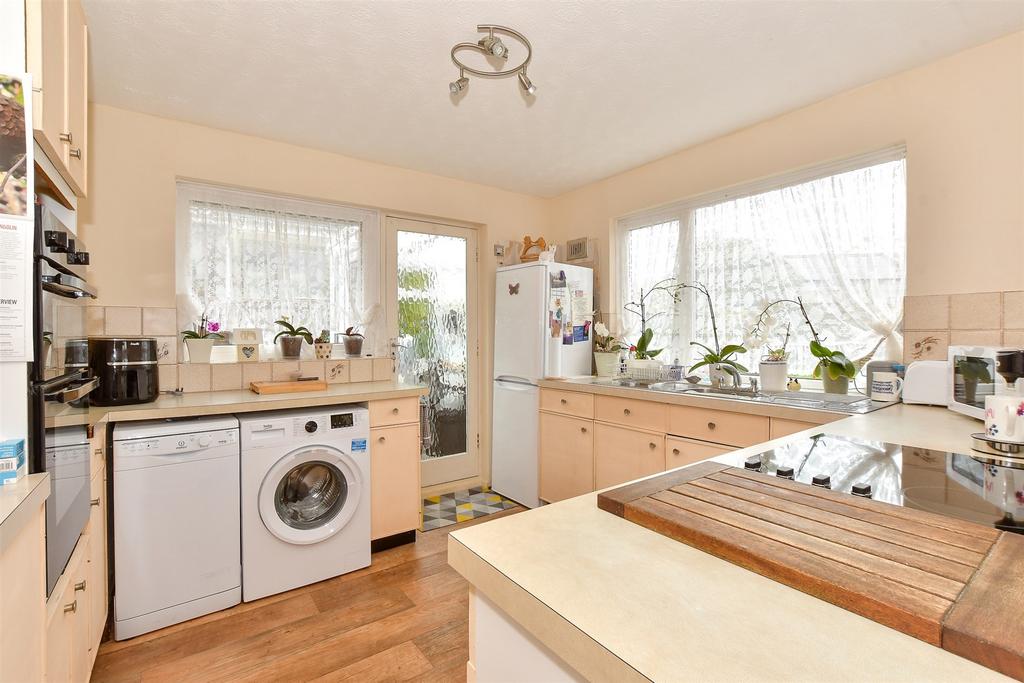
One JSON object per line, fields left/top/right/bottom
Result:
{"left": 0, "top": 474, "right": 49, "bottom": 547}
{"left": 45, "top": 380, "right": 427, "bottom": 428}
{"left": 449, "top": 404, "right": 1010, "bottom": 682}
{"left": 539, "top": 376, "right": 875, "bottom": 423}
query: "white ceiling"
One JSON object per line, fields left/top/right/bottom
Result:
{"left": 83, "top": 0, "right": 1024, "bottom": 197}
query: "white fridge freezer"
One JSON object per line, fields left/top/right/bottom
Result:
{"left": 491, "top": 262, "right": 593, "bottom": 508}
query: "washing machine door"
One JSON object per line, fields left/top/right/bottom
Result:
{"left": 258, "top": 445, "right": 363, "bottom": 545}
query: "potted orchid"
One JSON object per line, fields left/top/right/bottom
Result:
{"left": 181, "top": 314, "right": 223, "bottom": 363}
{"left": 757, "top": 322, "right": 791, "bottom": 392}
{"left": 274, "top": 317, "right": 314, "bottom": 358}
{"left": 341, "top": 325, "right": 364, "bottom": 357}
{"left": 593, "top": 321, "right": 622, "bottom": 378}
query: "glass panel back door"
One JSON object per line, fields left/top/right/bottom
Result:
{"left": 385, "top": 217, "right": 479, "bottom": 488}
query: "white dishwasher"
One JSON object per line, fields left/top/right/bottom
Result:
{"left": 113, "top": 416, "right": 241, "bottom": 640}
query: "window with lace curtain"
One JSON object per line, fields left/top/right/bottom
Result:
{"left": 616, "top": 149, "right": 906, "bottom": 377}
{"left": 176, "top": 183, "right": 380, "bottom": 350}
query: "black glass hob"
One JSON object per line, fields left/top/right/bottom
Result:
{"left": 727, "top": 434, "right": 1024, "bottom": 534}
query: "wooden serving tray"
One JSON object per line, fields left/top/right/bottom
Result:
{"left": 249, "top": 380, "right": 328, "bottom": 394}
{"left": 598, "top": 462, "right": 1024, "bottom": 680}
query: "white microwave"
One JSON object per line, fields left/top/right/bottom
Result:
{"left": 947, "top": 346, "right": 1018, "bottom": 420}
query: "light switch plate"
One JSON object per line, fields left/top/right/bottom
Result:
{"left": 493, "top": 244, "right": 505, "bottom": 257}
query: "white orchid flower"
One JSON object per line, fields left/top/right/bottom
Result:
{"left": 594, "top": 322, "right": 610, "bottom": 337}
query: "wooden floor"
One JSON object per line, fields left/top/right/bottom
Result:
{"left": 93, "top": 508, "right": 521, "bottom": 683}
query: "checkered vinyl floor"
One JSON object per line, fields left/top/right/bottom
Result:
{"left": 421, "top": 487, "right": 519, "bottom": 531}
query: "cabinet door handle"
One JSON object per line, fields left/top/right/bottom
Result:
{"left": 623, "top": 408, "right": 631, "bottom": 416}
{"left": 64, "top": 600, "right": 77, "bottom": 614}
{"left": 672, "top": 448, "right": 680, "bottom": 455}
{"left": 580, "top": 427, "right": 587, "bottom": 434}
{"left": 94, "top": 448, "right": 102, "bottom": 455}
{"left": 707, "top": 422, "right": 717, "bottom": 431}
{"left": 74, "top": 580, "right": 86, "bottom": 592}
{"left": 649, "top": 442, "right": 657, "bottom": 449}
{"left": 378, "top": 436, "right": 386, "bottom": 444}
{"left": 392, "top": 407, "right": 399, "bottom": 415}
{"left": 90, "top": 498, "right": 100, "bottom": 506}
{"left": 560, "top": 398, "right": 567, "bottom": 405}
{"left": 69, "top": 148, "right": 82, "bottom": 159}
{"left": 60, "top": 132, "right": 73, "bottom": 144}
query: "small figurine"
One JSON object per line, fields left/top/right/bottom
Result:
{"left": 787, "top": 377, "right": 801, "bottom": 391}
{"left": 520, "top": 235, "right": 547, "bottom": 262}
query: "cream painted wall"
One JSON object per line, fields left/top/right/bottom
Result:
{"left": 78, "top": 103, "right": 550, "bottom": 488}
{"left": 548, "top": 31, "right": 1024, "bottom": 325}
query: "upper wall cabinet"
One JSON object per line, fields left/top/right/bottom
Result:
{"left": 26, "top": 0, "right": 89, "bottom": 198}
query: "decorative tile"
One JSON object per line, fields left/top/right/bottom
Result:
{"left": 903, "top": 330, "right": 949, "bottom": 364}
{"left": 104, "top": 306, "right": 142, "bottom": 336}
{"left": 56, "top": 303, "right": 85, "bottom": 337}
{"left": 242, "top": 363, "right": 273, "bottom": 386}
{"left": 178, "top": 364, "right": 211, "bottom": 393}
{"left": 420, "top": 487, "right": 517, "bottom": 531}
{"left": 272, "top": 361, "right": 300, "bottom": 381}
{"left": 1004, "top": 291, "right": 1024, "bottom": 330}
{"left": 372, "top": 358, "right": 393, "bottom": 381}
{"left": 158, "top": 364, "right": 178, "bottom": 392}
{"left": 211, "top": 364, "right": 243, "bottom": 391}
{"left": 298, "top": 360, "right": 325, "bottom": 380}
{"left": 349, "top": 358, "right": 374, "bottom": 383}
{"left": 143, "top": 307, "right": 177, "bottom": 336}
{"left": 326, "top": 360, "right": 350, "bottom": 384}
{"left": 154, "top": 336, "right": 178, "bottom": 365}
{"left": 85, "top": 306, "right": 105, "bottom": 335}
{"left": 949, "top": 292, "right": 1001, "bottom": 330}
{"left": 903, "top": 295, "right": 949, "bottom": 330}
{"left": 1004, "top": 330, "right": 1024, "bottom": 347}
{"left": 950, "top": 329, "right": 1002, "bottom": 347}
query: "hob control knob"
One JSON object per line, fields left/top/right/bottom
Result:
{"left": 852, "top": 483, "right": 873, "bottom": 498}
{"left": 776, "top": 466, "right": 794, "bottom": 480}
{"left": 811, "top": 474, "right": 831, "bottom": 489}
{"left": 744, "top": 456, "right": 762, "bottom": 471}
{"left": 304, "top": 420, "right": 318, "bottom": 433}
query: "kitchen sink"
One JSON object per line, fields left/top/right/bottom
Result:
{"left": 647, "top": 382, "right": 887, "bottom": 415}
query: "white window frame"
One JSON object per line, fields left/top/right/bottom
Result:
{"left": 175, "top": 181, "right": 383, "bottom": 352}
{"left": 613, "top": 145, "right": 907, "bottom": 367}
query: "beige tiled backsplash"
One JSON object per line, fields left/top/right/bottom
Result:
{"left": 904, "top": 291, "right": 1024, "bottom": 364}
{"left": 85, "top": 305, "right": 396, "bottom": 393}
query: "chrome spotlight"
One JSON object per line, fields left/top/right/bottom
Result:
{"left": 517, "top": 70, "right": 536, "bottom": 95}
{"left": 478, "top": 34, "right": 508, "bottom": 59}
{"left": 449, "top": 76, "right": 469, "bottom": 95}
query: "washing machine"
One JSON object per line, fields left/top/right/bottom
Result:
{"left": 238, "top": 405, "right": 371, "bottom": 601}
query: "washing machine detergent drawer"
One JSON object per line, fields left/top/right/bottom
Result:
{"left": 114, "top": 449, "right": 241, "bottom": 621}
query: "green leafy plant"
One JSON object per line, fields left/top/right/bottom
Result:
{"left": 274, "top": 318, "right": 313, "bottom": 344}
{"left": 810, "top": 340, "right": 856, "bottom": 381}
{"left": 632, "top": 328, "right": 662, "bottom": 360}
{"left": 181, "top": 315, "right": 223, "bottom": 340}
{"left": 763, "top": 323, "right": 791, "bottom": 362}
{"left": 343, "top": 325, "right": 364, "bottom": 338}
{"left": 689, "top": 342, "right": 748, "bottom": 374}
{"left": 315, "top": 329, "right": 331, "bottom": 344}
{"left": 594, "top": 322, "right": 622, "bottom": 353}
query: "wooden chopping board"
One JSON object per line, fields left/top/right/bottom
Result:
{"left": 249, "top": 380, "right": 328, "bottom": 394}
{"left": 598, "top": 461, "right": 1024, "bottom": 680}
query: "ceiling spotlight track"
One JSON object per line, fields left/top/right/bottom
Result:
{"left": 449, "top": 24, "right": 536, "bottom": 97}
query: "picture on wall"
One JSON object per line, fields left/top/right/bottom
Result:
{"left": 0, "top": 74, "right": 32, "bottom": 218}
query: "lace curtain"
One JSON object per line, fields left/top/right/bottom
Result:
{"left": 186, "top": 200, "right": 364, "bottom": 345}
{"left": 621, "top": 156, "right": 906, "bottom": 376}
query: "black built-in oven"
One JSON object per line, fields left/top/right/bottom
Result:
{"left": 28, "top": 203, "right": 99, "bottom": 595}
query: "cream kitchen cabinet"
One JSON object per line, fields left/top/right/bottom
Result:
{"left": 26, "top": 0, "right": 90, "bottom": 197}
{"left": 769, "top": 417, "right": 820, "bottom": 439}
{"left": 666, "top": 435, "right": 730, "bottom": 469}
{"left": 45, "top": 533, "right": 92, "bottom": 683}
{"left": 0, "top": 488, "right": 47, "bottom": 683}
{"left": 368, "top": 415, "right": 421, "bottom": 541}
{"left": 86, "top": 466, "right": 107, "bottom": 667}
{"left": 594, "top": 423, "right": 665, "bottom": 491}
{"left": 539, "top": 412, "right": 593, "bottom": 503}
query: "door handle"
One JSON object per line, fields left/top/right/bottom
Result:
{"left": 392, "top": 407, "right": 400, "bottom": 415}
{"left": 90, "top": 498, "right": 100, "bottom": 506}
{"left": 707, "top": 422, "right": 717, "bottom": 431}
{"left": 60, "top": 132, "right": 73, "bottom": 143}
{"left": 672, "top": 448, "right": 680, "bottom": 456}
{"left": 623, "top": 408, "right": 631, "bottom": 416}
{"left": 580, "top": 427, "right": 587, "bottom": 434}
{"left": 69, "top": 148, "right": 82, "bottom": 159}
{"left": 74, "top": 580, "right": 86, "bottom": 592}
{"left": 649, "top": 442, "right": 657, "bottom": 449}
{"left": 378, "top": 436, "right": 386, "bottom": 444}
{"left": 64, "top": 600, "right": 77, "bottom": 614}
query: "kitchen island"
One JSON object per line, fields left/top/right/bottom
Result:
{"left": 449, "top": 404, "right": 1012, "bottom": 682}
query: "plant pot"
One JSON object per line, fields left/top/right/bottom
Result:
{"left": 343, "top": 334, "right": 364, "bottom": 357}
{"left": 184, "top": 338, "right": 216, "bottom": 364}
{"left": 314, "top": 342, "right": 333, "bottom": 360}
{"left": 594, "top": 351, "right": 620, "bottom": 378}
{"left": 758, "top": 360, "right": 788, "bottom": 392}
{"left": 710, "top": 365, "right": 736, "bottom": 388}
{"left": 822, "top": 372, "right": 850, "bottom": 395}
{"left": 278, "top": 336, "right": 304, "bottom": 359}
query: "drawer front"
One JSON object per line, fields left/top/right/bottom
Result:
{"left": 539, "top": 412, "right": 594, "bottom": 503}
{"left": 769, "top": 417, "right": 819, "bottom": 440}
{"left": 594, "top": 423, "right": 665, "bottom": 490}
{"left": 595, "top": 395, "right": 667, "bottom": 433}
{"left": 668, "top": 405, "right": 769, "bottom": 447}
{"left": 369, "top": 397, "right": 420, "bottom": 427}
{"left": 539, "top": 389, "right": 595, "bottom": 419}
{"left": 666, "top": 436, "right": 730, "bottom": 470}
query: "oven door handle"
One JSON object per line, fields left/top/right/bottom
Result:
{"left": 45, "top": 377, "right": 99, "bottom": 403}
{"left": 41, "top": 273, "right": 97, "bottom": 299}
